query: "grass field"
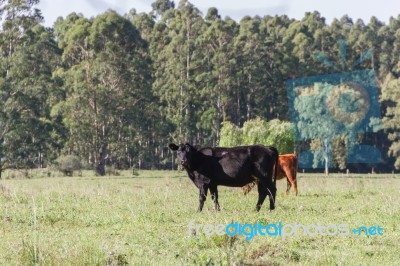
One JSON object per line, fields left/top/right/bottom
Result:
{"left": 1, "top": 169, "right": 400, "bottom": 265}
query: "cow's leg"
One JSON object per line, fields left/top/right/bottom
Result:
{"left": 259, "top": 174, "right": 276, "bottom": 210}
{"left": 254, "top": 156, "right": 278, "bottom": 211}
{"left": 269, "top": 183, "right": 277, "bottom": 210}
{"left": 255, "top": 182, "right": 268, "bottom": 212}
{"left": 293, "top": 178, "right": 298, "bottom": 196}
{"left": 286, "top": 178, "right": 292, "bottom": 195}
{"left": 197, "top": 185, "right": 208, "bottom": 212}
{"left": 280, "top": 166, "right": 291, "bottom": 195}
{"left": 209, "top": 185, "right": 220, "bottom": 211}
{"left": 255, "top": 172, "right": 276, "bottom": 211}
{"left": 284, "top": 168, "right": 298, "bottom": 196}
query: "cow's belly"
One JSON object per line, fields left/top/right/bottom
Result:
{"left": 216, "top": 174, "right": 254, "bottom": 187}
{"left": 213, "top": 162, "right": 254, "bottom": 186}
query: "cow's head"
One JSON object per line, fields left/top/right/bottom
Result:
{"left": 168, "top": 143, "right": 197, "bottom": 168}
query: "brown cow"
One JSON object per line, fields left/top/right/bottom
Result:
{"left": 242, "top": 154, "right": 298, "bottom": 196}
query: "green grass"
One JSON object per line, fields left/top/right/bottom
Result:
{"left": 1, "top": 170, "right": 399, "bottom": 265}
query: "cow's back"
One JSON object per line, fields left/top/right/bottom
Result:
{"left": 277, "top": 154, "right": 298, "bottom": 180}
{"left": 200, "top": 145, "right": 277, "bottom": 159}
{"left": 198, "top": 145, "right": 278, "bottom": 186}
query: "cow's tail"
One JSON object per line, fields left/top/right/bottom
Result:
{"left": 266, "top": 147, "right": 279, "bottom": 206}
{"left": 242, "top": 147, "right": 279, "bottom": 196}
{"left": 273, "top": 147, "right": 279, "bottom": 185}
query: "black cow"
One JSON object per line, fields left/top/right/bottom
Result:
{"left": 168, "top": 143, "right": 278, "bottom": 212}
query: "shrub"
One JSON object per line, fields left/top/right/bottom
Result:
{"left": 106, "top": 166, "right": 120, "bottom": 176}
{"left": 56, "top": 155, "right": 82, "bottom": 176}
{"left": 219, "top": 118, "right": 295, "bottom": 154}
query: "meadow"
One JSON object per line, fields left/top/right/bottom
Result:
{"left": 1, "top": 169, "right": 399, "bottom": 265}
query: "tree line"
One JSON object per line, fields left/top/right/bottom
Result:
{"left": 0, "top": 0, "right": 399, "bottom": 176}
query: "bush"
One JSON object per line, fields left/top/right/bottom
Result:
{"left": 56, "top": 155, "right": 82, "bottom": 176}
{"left": 106, "top": 166, "right": 120, "bottom": 176}
{"left": 219, "top": 118, "right": 295, "bottom": 154}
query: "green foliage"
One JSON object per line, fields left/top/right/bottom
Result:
{"left": 242, "top": 118, "right": 270, "bottom": 145}
{"left": 0, "top": 1, "right": 399, "bottom": 171}
{"left": 382, "top": 74, "right": 400, "bottom": 169}
{"left": 0, "top": 0, "right": 61, "bottom": 171}
{"left": 151, "top": 0, "right": 206, "bottom": 141}
{"left": 265, "top": 119, "right": 296, "bottom": 154}
{"left": 53, "top": 10, "right": 153, "bottom": 174}
{"left": 219, "top": 121, "right": 242, "bottom": 147}
{"left": 56, "top": 155, "right": 82, "bottom": 176}
{"left": 219, "top": 118, "right": 294, "bottom": 154}
{"left": 151, "top": 0, "right": 175, "bottom": 18}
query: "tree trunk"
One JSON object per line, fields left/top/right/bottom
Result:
{"left": 324, "top": 157, "right": 329, "bottom": 176}
{"left": 246, "top": 74, "right": 253, "bottom": 121}
{"left": 0, "top": 153, "right": 3, "bottom": 179}
{"left": 96, "top": 142, "right": 107, "bottom": 176}
{"left": 323, "top": 138, "right": 330, "bottom": 176}
{"left": 246, "top": 92, "right": 252, "bottom": 121}
{"left": 216, "top": 81, "right": 222, "bottom": 146}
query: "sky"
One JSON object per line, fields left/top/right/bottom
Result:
{"left": 37, "top": 0, "right": 400, "bottom": 27}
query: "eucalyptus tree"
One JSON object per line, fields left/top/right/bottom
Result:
{"left": 196, "top": 9, "right": 239, "bottom": 144}
{"left": 151, "top": 0, "right": 175, "bottom": 19}
{"left": 54, "top": 11, "right": 151, "bottom": 175}
{"left": 234, "top": 16, "right": 264, "bottom": 123}
{"left": 257, "top": 15, "right": 294, "bottom": 120}
{"left": 381, "top": 60, "right": 400, "bottom": 169}
{"left": 233, "top": 15, "right": 289, "bottom": 123}
{"left": 0, "top": 0, "right": 59, "bottom": 176}
{"left": 375, "top": 17, "right": 400, "bottom": 77}
{"left": 126, "top": 9, "right": 155, "bottom": 43}
{"left": 151, "top": 0, "right": 206, "bottom": 142}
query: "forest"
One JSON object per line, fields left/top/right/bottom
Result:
{"left": 0, "top": 0, "right": 400, "bottom": 175}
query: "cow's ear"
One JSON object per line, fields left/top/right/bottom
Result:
{"left": 169, "top": 143, "right": 179, "bottom": 151}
